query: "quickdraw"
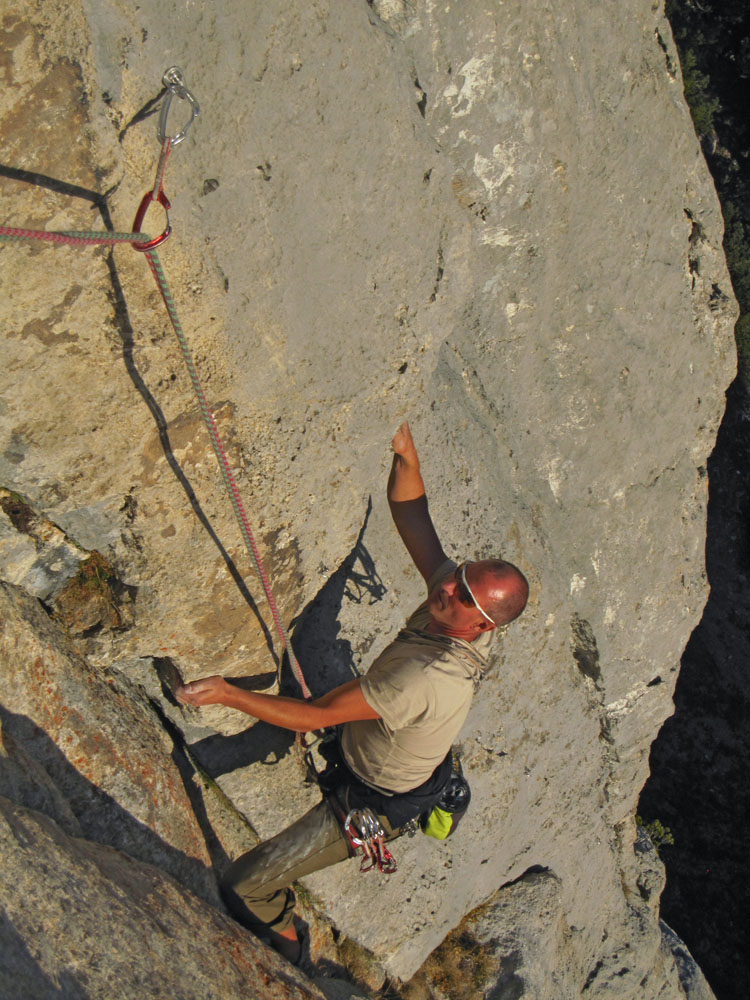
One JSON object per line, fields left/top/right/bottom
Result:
{"left": 0, "top": 67, "right": 312, "bottom": 700}
{"left": 132, "top": 66, "right": 199, "bottom": 252}
{"left": 343, "top": 807, "right": 398, "bottom": 875}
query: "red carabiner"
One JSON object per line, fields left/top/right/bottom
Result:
{"left": 132, "top": 188, "right": 172, "bottom": 251}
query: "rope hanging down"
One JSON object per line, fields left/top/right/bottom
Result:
{"left": 0, "top": 67, "right": 311, "bottom": 700}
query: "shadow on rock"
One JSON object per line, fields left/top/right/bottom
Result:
{"left": 286, "top": 495, "right": 386, "bottom": 699}
{"left": 0, "top": 906, "right": 86, "bottom": 1000}
{"left": 187, "top": 719, "right": 296, "bottom": 779}
{"left": 0, "top": 705, "right": 219, "bottom": 906}
{"left": 189, "top": 498, "right": 386, "bottom": 779}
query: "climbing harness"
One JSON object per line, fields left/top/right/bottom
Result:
{"left": 0, "top": 67, "right": 311, "bottom": 699}
{"left": 304, "top": 730, "right": 468, "bottom": 870}
{"left": 302, "top": 731, "right": 398, "bottom": 873}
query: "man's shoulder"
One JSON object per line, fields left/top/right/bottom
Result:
{"left": 403, "top": 557, "right": 456, "bottom": 632}
{"left": 425, "top": 557, "right": 457, "bottom": 593}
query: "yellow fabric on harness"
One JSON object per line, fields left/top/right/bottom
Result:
{"left": 422, "top": 806, "right": 454, "bottom": 840}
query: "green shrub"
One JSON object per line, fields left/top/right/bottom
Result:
{"left": 680, "top": 48, "right": 720, "bottom": 139}
{"left": 636, "top": 815, "right": 675, "bottom": 853}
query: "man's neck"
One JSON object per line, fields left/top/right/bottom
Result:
{"left": 426, "top": 620, "right": 483, "bottom": 642}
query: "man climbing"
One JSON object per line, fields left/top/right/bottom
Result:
{"left": 176, "top": 421, "right": 528, "bottom": 962}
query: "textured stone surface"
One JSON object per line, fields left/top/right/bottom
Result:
{"left": 403, "top": 833, "right": 713, "bottom": 999}
{"left": 0, "top": 488, "right": 86, "bottom": 600}
{"left": 0, "top": 794, "right": 325, "bottom": 1000}
{"left": 0, "top": 581, "right": 219, "bottom": 904}
{"left": 0, "top": 0, "right": 738, "bottom": 995}
{"left": 660, "top": 923, "right": 717, "bottom": 1000}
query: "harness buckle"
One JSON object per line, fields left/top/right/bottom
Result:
{"left": 157, "top": 66, "right": 200, "bottom": 146}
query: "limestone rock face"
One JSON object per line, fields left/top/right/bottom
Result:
{"left": 406, "top": 859, "right": 714, "bottom": 1000}
{"left": 0, "top": 793, "right": 324, "bottom": 1000}
{"left": 0, "top": 581, "right": 219, "bottom": 904}
{"left": 0, "top": 0, "right": 736, "bottom": 996}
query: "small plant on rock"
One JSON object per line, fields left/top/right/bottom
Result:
{"left": 636, "top": 815, "right": 675, "bottom": 853}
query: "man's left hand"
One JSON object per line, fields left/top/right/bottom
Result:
{"left": 176, "top": 675, "right": 228, "bottom": 706}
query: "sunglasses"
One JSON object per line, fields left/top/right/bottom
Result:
{"left": 454, "top": 562, "right": 495, "bottom": 625}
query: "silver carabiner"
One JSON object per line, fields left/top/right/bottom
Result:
{"left": 365, "top": 810, "right": 385, "bottom": 839}
{"left": 344, "top": 810, "right": 365, "bottom": 847}
{"left": 157, "top": 66, "right": 200, "bottom": 146}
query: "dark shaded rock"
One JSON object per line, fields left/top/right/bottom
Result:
{"left": 0, "top": 581, "right": 217, "bottom": 905}
{"left": 0, "top": 794, "right": 325, "bottom": 1000}
{"left": 52, "top": 550, "right": 134, "bottom": 634}
{"left": 641, "top": 381, "right": 750, "bottom": 1000}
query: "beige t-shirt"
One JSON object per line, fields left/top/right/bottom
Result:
{"left": 340, "top": 559, "right": 494, "bottom": 793}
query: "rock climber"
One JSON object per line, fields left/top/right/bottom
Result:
{"left": 176, "top": 420, "right": 528, "bottom": 963}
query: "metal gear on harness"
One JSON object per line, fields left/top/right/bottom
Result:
{"left": 303, "top": 733, "right": 400, "bottom": 873}
{"left": 343, "top": 807, "right": 398, "bottom": 875}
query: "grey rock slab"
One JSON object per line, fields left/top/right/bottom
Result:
{"left": 0, "top": 581, "right": 219, "bottom": 905}
{"left": 49, "top": 497, "right": 130, "bottom": 557}
{"left": 416, "top": 868, "right": 583, "bottom": 1000}
{"left": 0, "top": 490, "right": 86, "bottom": 601}
{"left": 212, "top": 739, "right": 321, "bottom": 843}
{"left": 0, "top": 794, "right": 326, "bottom": 1000}
{"left": 0, "top": 0, "right": 738, "bottom": 992}
{"left": 660, "top": 922, "right": 717, "bottom": 1000}
{"left": 404, "top": 842, "right": 716, "bottom": 999}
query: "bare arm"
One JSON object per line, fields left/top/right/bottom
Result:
{"left": 388, "top": 421, "right": 447, "bottom": 582}
{"left": 175, "top": 675, "right": 380, "bottom": 732}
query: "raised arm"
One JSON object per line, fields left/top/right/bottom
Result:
{"left": 387, "top": 421, "right": 447, "bottom": 583}
{"left": 175, "top": 675, "right": 380, "bottom": 731}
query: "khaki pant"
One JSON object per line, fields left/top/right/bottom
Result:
{"left": 220, "top": 796, "right": 399, "bottom": 934}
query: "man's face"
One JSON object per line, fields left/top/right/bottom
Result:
{"left": 427, "top": 561, "right": 495, "bottom": 638}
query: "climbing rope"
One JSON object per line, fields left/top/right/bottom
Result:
{"left": 141, "top": 245, "right": 310, "bottom": 698}
{"left": 0, "top": 227, "right": 144, "bottom": 246}
{"left": 0, "top": 67, "right": 311, "bottom": 699}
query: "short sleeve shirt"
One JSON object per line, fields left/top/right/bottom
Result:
{"left": 340, "top": 559, "right": 493, "bottom": 793}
